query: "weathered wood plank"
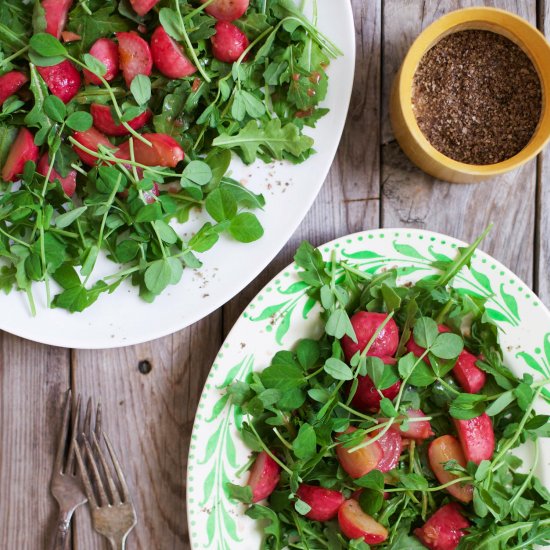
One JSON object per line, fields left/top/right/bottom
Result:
{"left": 537, "top": 1, "right": 550, "bottom": 306}
{"left": 224, "top": 0, "right": 382, "bottom": 333}
{"left": 72, "top": 314, "right": 222, "bottom": 550}
{"left": 0, "top": 333, "right": 69, "bottom": 550}
{"left": 382, "top": 0, "right": 537, "bottom": 287}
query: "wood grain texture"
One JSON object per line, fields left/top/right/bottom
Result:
{"left": 224, "top": 0, "right": 381, "bottom": 333}
{"left": 382, "top": 0, "right": 537, "bottom": 287}
{"left": 71, "top": 313, "right": 222, "bottom": 550}
{"left": 537, "top": 1, "right": 550, "bottom": 306}
{"left": 0, "top": 334, "right": 69, "bottom": 550}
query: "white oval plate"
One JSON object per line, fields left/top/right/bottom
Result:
{"left": 0, "top": 1, "right": 355, "bottom": 349}
{"left": 187, "top": 228, "right": 550, "bottom": 550}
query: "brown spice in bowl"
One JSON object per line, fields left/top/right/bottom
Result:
{"left": 412, "top": 30, "right": 542, "bottom": 165}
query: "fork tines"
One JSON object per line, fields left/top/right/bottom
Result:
{"left": 74, "top": 432, "right": 131, "bottom": 508}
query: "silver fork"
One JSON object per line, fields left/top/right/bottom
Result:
{"left": 75, "top": 432, "right": 137, "bottom": 550}
{"left": 51, "top": 390, "right": 102, "bottom": 550}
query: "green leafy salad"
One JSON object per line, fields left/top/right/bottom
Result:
{"left": 0, "top": 0, "right": 341, "bottom": 313}
{"left": 228, "top": 231, "right": 550, "bottom": 549}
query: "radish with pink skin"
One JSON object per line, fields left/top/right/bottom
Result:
{"left": 372, "top": 428, "right": 402, "bottom": 472}
{"left": 38, "top": 60, "right": 81, "bottom": 103}
{"left": 116, "top": 134, "right": 184, "bottom": 168}
{"left": 211, "top": 22, "right": 249, "bottom": 63}
{"left": 72, "top": 127, "right": 117, "bottom": 166}
{"left": 414, "top": 503, "right": 470, "bottom": 550}
{"left": 0, "top": 71, "right": 28, "bottom": 105}
{"left": 117, "top": 32, "right": 153, "bottom": 86}
{"left": 336, "top": 427, "right": 383, "bottom": 479}
{"left": 90, "top": 104, "right": 151, "bottom": 136}
{"left": 338, "top": 500, "right": 388, "bottom": 545}
{"left": 1, "top": 128, "right": 39, "bottom": 182}
{"left": 341, "top": 312, "right": 400, "bottom": 361}
{"left": 129, "top": 0, "right": 160, "bottom": 16}
{"left": 202, "top": 0, "right": 250, "bottom": 21}
{"left": 37, "top": 154, "right": 77, "bottom": 197}
{"left": 150, "top": 26, "right": 197, "bottom": 79}
{"left": 247, "top": 451, "right": 280, "bottom": 502}
{"left": 386, "top": 408, "right": 434, "bottom": 440}
{"left": 428, "top": 435, "right": 473, "bottom": 503}
{"left": 42, "top": 0, "right": 72, "bottom": 39}
{"left": 295, "top": 484, "right": 344, "bottom": 521}
{"left": 453, "top": 413, "right": 495, "bottom": 464}
{"left": 83, "top": 39, "right": 120, "bottom": 85}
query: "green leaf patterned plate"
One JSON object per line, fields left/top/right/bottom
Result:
{"left": 187, "top": 229, "right": 550, "bottom": 549}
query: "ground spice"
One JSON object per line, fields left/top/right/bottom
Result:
{"left": 412, "top": 30, "right": 542, "bottom": 165}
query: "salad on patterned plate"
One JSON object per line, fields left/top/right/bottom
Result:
{"left": 227, "top": 229, "right": 550, "bottom": 549}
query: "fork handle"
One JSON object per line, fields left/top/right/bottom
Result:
{"left": 108, "top": 537, "right": 126, "bottom": 550}
{"left": 52, "top": 509, "right": 72, "bottom": 550}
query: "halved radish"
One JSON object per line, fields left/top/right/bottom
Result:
{"left": 406, "top": 325, "right": 485, "bottom": 394}
{"left": 129, "top": 0, "right": 160, "bottom": 16}
{"left": 414, "top": 503, "right": 470, "bottom": 550}
{"left": 338, "top": 500, "right": 388, "bottom": 545}
{"left": 72, "top": 127, "right": 116, "bottom": 166}
{"left": 37, "top": 60, "right": 81, "bottom": 104}
{"left": 348, "top": 356, "right": 400, "bottom": 412}
{"left": 211, "top": 21, "right": 249, "bottom": 63}
{"left": 90, "top": 104, "right": 151, "bottom": 136}
{"left": 150, "top": 26, "right": 196, "bottom": 79}
{"left": 296, "top": 484, "right": 344, "bottom": 522}
{"left": 83, "top": 38, "right": 120, "bottom": 85}
{"left": 0, "top": 71, "right": 28, "bottom": 105}
{"left": 116, "top": 31, "right": 153, "bottom": 87}
{"left": 116, "top": 134, "right": 184, "bottom": 167}
{"left": 37, "top": 153, "right": 77, "bottom": 196}
{"left": 42, "top": 0, "right": 72, "bottom": 39}
{"left": 372, "top": 428, "right": 402, "bottom": 473}
{"left": 453, "top": 414, "right": 495, "bottom": 465}
{"left": 1, "top": 128, "right": 39, "bottom": 182}
{"left": 342, "top": 312, "right": 399, "bottom": 361}
{"left": 336, "top": 427, "right": 383, "bottom": 479}
{"left": 247, "top": 451, "right": 280, "bottom": 503}
{"left": 388, "top": 408, "right": 434, "bottom": 440}
{"left": 202, "top": 0, "right": 249, "bottom": 21}
{"left": 428, "top": 435, "right": 473, "bottom": 503}
{"left": 452, "top": 350, "right": 486, "bottom": 394}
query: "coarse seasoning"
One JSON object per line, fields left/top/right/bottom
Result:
{"left": 412, "top": 30, "right": 542, "bottom": 165}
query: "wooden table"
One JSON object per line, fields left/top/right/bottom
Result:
{"left": 1, "top": 1, "right": 549, "bottom": 548}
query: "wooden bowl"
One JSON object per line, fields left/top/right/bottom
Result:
{"left": 389, "top": 7, "right": 550, "bottom": 183}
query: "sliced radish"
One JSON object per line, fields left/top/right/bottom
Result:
{"left": 1, "top": 128, "right": 39, "bottom": 182}
{"left": 211, "top": 21, "right": 249, "bottom": 63}
{"left": 295, "top": 484, "right": 345, "bottom": 522}
{"left": 388, "top": 408, "right": 434, "bottom": 440}
{"left": 116, "top": 133, "right": 184, "bottom": 167}
{"left": 90, "top": 104, "right": 151, "bottom": 136}
{"left": 61, "top": 31, "right": 81, "bottom": 43}
{"left": 336, "top": 427, "right": 383, "bottom": 479}
{"left": 338, "top": 500, "right": 388, "bottom": 545}
{"left": 428, "top": 435, "right": 473, "bottom": 503}
{"left": 116, "top": 31, "right": 153, "bottom": 87}
{"left": 342, "top": 312, "right": 399, "bottom": 361}
{"left": 247, "top": 451, "right": 280, "bottom": 503}
{"left": 202, "top": 0, "right": 249, "bottom": 21}
{"left": 453, "top": 414, "right": 495, "bottom": 465}
{"left": 372, "top": 428, "right": 402, "bottom": 473}
{"left": 83, "top": 38, "right": 120, "bottom": 85}
{"left": 42, "top": 0, "right": 72, "bottom": 39}
{"left": 150, "top": 26, "right": 196, "bottom": 79}
{"left": 0, "top": 71, "right": 28, "bottom": 105}
{"left": 37, "top": 153, "right": 77, "bottom": 196}
{"left": 72, "top": 127, "right": 116, "bottom": 166}
{"left": 129, "top": 0, "right": 160, "bottom": 16}
{"left": 37, "top": 60, "right": 81, "bottom": 104}
{"left": 414, "top": 503, "right": 470, "bottom": 550}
